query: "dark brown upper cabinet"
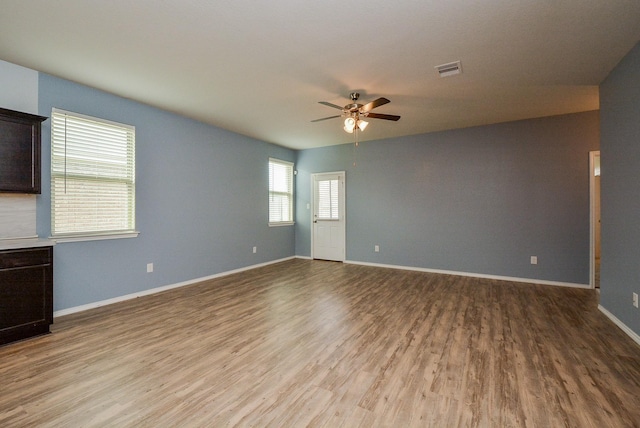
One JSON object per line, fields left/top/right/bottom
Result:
{"left": 0, "top": 107, "right": 48, "bottom": 194}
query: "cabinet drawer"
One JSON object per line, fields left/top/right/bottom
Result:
{"left": 0, "top": 248, "right": 52, "bottom": 269}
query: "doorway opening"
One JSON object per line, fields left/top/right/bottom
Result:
{"left": 589, "top": 151, "right": 601, "bottom": 289}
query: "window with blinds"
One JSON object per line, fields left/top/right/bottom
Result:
{"left": 268, "top": 158, "right": 294, "bottom": 225}
{"left": 317, "top": 179, "right": 339, "bottom": 220}
{"left": 51, "top": 108, "right": 137, "bottom": 240}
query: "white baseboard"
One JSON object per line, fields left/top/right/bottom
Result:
{"left": 53, "top": 256, "right": 296, "bottom": 318}
{"left": 598, "top": 305, "right": 640, "bottom": 347}
{"left": 295, "top": 255, "right": 313, "bottom": 260}
{"left": 344, "top": 260, "right": 591, "bottom": 289}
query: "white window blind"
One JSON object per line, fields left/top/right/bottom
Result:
{"left": 317, "top": 179, "right": 339, "bottom": 220}
{"left": 51, "top": 108, "right": 136, "bottom": 239}
{"left": 269, "top": 158, "right": 293, "bottom": 225}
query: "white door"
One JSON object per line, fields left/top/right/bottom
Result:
{"left": 312, "top": 172, "right": 345, "bottom": 261}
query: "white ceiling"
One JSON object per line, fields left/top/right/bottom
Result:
{"left": 1, "top": 1, "right": 639, "bottom": 150}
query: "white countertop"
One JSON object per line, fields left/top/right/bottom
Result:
{"left": 0, "top": 238, "right": 56, "bottom": 250}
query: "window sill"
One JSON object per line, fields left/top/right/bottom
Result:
{"left": 269, "top": 222, "right": 295, "bottom": 227}
{"left": 50, "top": 231, "right": 140, "bottom": 243}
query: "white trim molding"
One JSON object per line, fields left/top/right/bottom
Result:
{"left": 54, "top": 256, "right": 296, "bottom": 318}
{"left": 598, "top": 305, "right": 640, "bottom": 347}
{"left": 51, "top": 231, "right": 140, "bottom": 243}
{"left": 344, "top": 260, "right": 591, "bottom": 289}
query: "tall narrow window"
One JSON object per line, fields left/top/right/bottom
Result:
{"left": 268, "top": 158, "right": 294, "bottom": 225}
{"left": 51, "top": 108, "right": 137, "bottom": 240}
{"left": 317, "top": 179, "right": 339, "bottom": 220}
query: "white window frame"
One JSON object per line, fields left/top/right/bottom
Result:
{"left": 268, "top": 158, "right": 294, "bottom": 226}
{"left": 50, "top": 108, "right": 138, "bottom": 242}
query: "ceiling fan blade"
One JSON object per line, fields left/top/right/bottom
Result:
{"left": 360, "top": 97, "right": 390, "bottom": 112}
{"left": 366, "top": 112, "right": 401, "bottom": 121}
{"left": 318, "top": 101, "right": 345, "bottom": 110}
{"left": 311, "top": 115, "right": 341, "bottom": 122}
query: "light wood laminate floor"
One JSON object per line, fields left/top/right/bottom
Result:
{"left": 1, "top": 259, "right": 639, "bottom": 427}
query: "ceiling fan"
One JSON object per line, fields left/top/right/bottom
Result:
{"left": 312, "top": 92, "right": 400, "bottom": 133}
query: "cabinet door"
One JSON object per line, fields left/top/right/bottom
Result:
{"left": 0, "top": 266, "right": 51, "bottom": 330}
{"left": 0, "top": 108, "right": 46, "bottom": 194}
{"left": 0, "top": 120, "right": 38, "bottom": 192}
{"left": 0, "top": 263, "right": 53, "bottom": 345}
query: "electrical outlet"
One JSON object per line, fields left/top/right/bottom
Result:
{"left": 530, "top": 256, "right": 538, "bottom": 265}
{"left": 633, "top": 293, "right": 639, "bottom": 308}
{"left": 374, "top": 245, "right": 380, "bottom": 253}
{"left": 147, "top": 263, "right": 153, "bottom": 273}
{"left": 252, "top": 246, "right": 257, "bottom": 254}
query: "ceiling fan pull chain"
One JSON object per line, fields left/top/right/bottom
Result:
{"left": 353, "top": 127, "right": 359, "bottom": 167}
{"left": 352, "top": 143, "right": 357, "bottom": 167}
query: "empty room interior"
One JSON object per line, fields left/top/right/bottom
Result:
{"left": 1, "top": 1, "right": 640, "bottom": 426}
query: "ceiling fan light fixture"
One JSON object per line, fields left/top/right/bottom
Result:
{"left": 344, "top": 117, "right": 356, "bottom": 133}
{"left": 357, "top": 119, "right": 368, "bottom": 131}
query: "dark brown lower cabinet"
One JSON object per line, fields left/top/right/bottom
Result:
{"left": 0, "top": 246, "right": 53, "bottom": 346}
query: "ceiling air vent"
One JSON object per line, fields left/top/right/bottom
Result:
{"left": 435, "top": 61, "right": 462, "bottom": 77}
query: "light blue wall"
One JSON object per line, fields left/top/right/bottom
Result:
{"left": 36, "top": 74, "right": 295, "bottom": 311}
{"left": 0, "top": 59, "right": 607, "bottom": 312}
{"left": 600, "top": 41, "right": 640, "bottom": 336}
{"left": 296, "top": 111, "right": 599, "bottom": 284}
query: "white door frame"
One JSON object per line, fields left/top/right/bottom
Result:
{"left": 311, "top": 171, "right": 346, "bottom": 261}
{"left": 589, "top": 150, "right": 600, "bottom": 289}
